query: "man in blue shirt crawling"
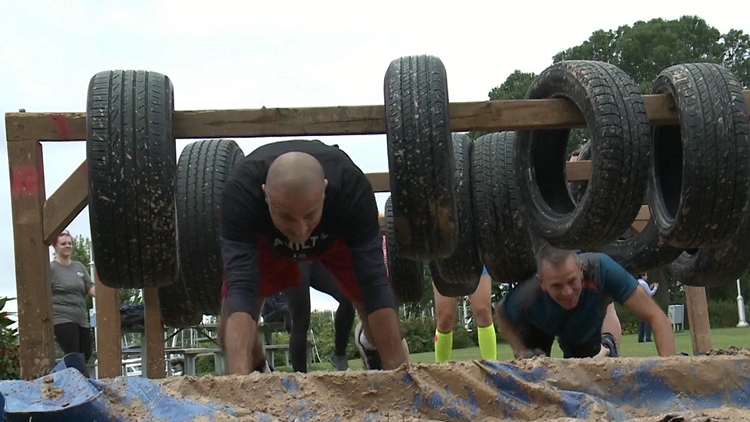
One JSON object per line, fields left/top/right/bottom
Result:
{"left": 496, "top": 244, "right": 676, "bottom": 359}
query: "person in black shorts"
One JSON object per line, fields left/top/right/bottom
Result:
{"left": 218, "top": 139, "right": 409, "bottom": 374}
{"left": 496, "top": 244, "right": 676, "bottom": 359}
{"left": 283, "top": 261, "right": 356, "bottom": 372}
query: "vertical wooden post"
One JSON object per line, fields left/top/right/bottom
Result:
{"left": 94, "top": 271, "right": 122, "bottom": 378}
{"left": 685, "top": 286, "right": 713, "bottom": 355}
{"left": 142, "top": 287, "right": 165, "bottom": 378}
{"left": 7, "top": 140, "right": 55, "bottom": 380}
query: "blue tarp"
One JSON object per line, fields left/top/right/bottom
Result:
{"left": 0, "top": 354, "right": 748, "bottom": 421}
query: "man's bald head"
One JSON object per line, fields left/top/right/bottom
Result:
{"left": 262, "top": 151, "right": 328, "bottom": 244}
{"left": 265, "top": 151, "right": 326, "bottom": 198}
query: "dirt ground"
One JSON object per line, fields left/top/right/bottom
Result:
{"left": 147, "top": 347, "right": 750, "bottom": 422}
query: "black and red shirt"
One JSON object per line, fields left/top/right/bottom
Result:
{"left": 220, "top": 140, "right": 393, "bottom": 318}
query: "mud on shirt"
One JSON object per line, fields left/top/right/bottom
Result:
{"left": 220, "top": 139, "right": 392, "bottom": 319}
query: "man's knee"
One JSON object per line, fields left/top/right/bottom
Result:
{"left": 471, "top": 304, "right": 493, "bottom": 327}
{"left": 436, "top": 312, "right": 455, "bottom": 332}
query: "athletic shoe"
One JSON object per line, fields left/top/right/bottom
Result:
{"left": 601, "top": 332, "right": 619, "bottom": 358}
{"left": 354, "top": 320, "right": 382, "bottom": 370}
{"left": 331, "top": 354, "right": 348, "bottom": 371}
{"left": 254, "top": 359, "right": 272, "bottom": 373}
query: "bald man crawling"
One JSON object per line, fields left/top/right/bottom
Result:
{"left": 218, "top": 139, "right": 409, "bottom": 375}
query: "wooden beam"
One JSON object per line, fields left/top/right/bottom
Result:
{"left": 684, "top": 286, "right": 713, "bottom": 355}
{"left": 566, "top": 160, "right": 591, "bottom": 182}
{"left": 43, "top": 160, "right": 88, "bottom": 245}
{"left": 142, "top": 287, "right": 165, "bottom": 379}
{"left": 634, "top": 205, "right": 650, "bottom": 221}
{"left": 368, "top": 172, "right": 389, "bottom": 193}
{"left": 93, "top": 271, "right": 122, "bottom": 379}
{"left": 5, "top": 91, "right": 749, "bottom": 142}
{"left": 7, "top": 140, "right": 56, "bottom": 379}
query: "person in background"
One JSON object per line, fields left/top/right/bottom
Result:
{"left": 496, "top": 244, "right": 676, "bottom": 359}
{"left": 281, "top": 261, "right": 356, "bottom": 372}
{"left": 433, "top": 266, "right": 496, "bottom": 362}
{"left": 260, "top": 292, "right": 292, "bottom": 333}
{"left": 637, "top": 273, "right": 659, "bottom": 343}
{"left": 50, "top": 230, "right": 96, "bottom": 373}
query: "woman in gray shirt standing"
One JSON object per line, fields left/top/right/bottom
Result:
{"left": 51, "top": 230, "right": 96, "bottom": 363}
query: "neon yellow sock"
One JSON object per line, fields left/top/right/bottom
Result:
{"left": 434, "top": 330, "right": 453, "bottom": 363}
{"left": 477, "top": 324, "right": 497, "bottom": 360}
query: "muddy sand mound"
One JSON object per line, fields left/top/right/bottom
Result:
{"left": 156, "top": 351, "right": 750, "bottom": 421}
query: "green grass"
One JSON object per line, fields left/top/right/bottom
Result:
{"left": 282, "top": 327, "right": 748, "bottom": 372}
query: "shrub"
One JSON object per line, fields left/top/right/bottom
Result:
{"left": 0, "top": 297, "right": 20, "bottom": 380}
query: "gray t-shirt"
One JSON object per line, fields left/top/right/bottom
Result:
{"left": 50, "top": 260, "right": 94, "bottom": 327}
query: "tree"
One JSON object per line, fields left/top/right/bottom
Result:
{"left": 488, "top": 70, "right": 538, "bottom": 101}
{"left": 553, "top": 15, "right": 750, "bottom": 90}
{"left": 485, "top": 69, "right": 586, "bottom": 153}
{"left": 721, "top": 29, "right": 750, "bottom": 87}
{"left": 71, "top": 234, "right": 92, "bottom": 268}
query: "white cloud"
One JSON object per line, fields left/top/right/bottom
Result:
{"left": 0, "top": 0, "right": 746, "bottom": 326}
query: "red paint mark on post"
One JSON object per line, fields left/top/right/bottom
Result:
{"left": 11, "top": 166, "right": 39, "bottom": 197}
{"left": 51, "top": 114, "right": 70, "bottom": 140}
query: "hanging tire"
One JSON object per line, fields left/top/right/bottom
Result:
{"left": 430, "top": 262, "right": 477, "bottom": 298}
{"left": 87, "top": 70, "right": 178, "bottom": 289}
{"left": 649, "top": 63, "right": 750, "bottom": 249}
{"left": 430, "top": 133, "right": 483, "bottom": 289}
{"left": 573, "top": 139, "right": 682, "bottom": 273}
{"left": 669, "top": 209, "right": 750, "bottom": 287}
{"left": 471, "top": 132, "right": 536, "bottom": 282}
{"left": 385, "top": 196, "right": 425, "bottom": 303}
{"left": 384, "top": 54, "right": 457, "bottom": 261}
{"left": 514, "top": 60, "right": 651, "bottom": 250}
{"left": 160, "top": 296, "right": 203, "bottom": 328}
{"left": 158, "top": 139, "right": 245, "bottom": 323}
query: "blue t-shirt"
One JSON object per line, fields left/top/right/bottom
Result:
{"left": 501, "top": 253, "right": 638, "bottom": 345}
{"left": 482, "top": 266, "right": 489, "bottom": 276}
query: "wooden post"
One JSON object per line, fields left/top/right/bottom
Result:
{"left": 685, "top": 286, "right": 713, "bottom": 355}
{"left": 7, "top": 140, "right": 55, "bottom": 380}
{"left": 7, "top": 90, "right": 747, "bottom": 378}
{"left": 93, "top": 271, "right": 122, "bottom": 378}
{"left": 142, "top": 287, "right": 165, "bottom": 378}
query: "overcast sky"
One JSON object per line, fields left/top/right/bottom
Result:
{"left": 0, "top": 1, "right": 745, "bottom": 323}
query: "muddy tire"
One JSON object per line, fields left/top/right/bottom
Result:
{"left": 649, "top": 63, "right": 750, "bottom": 249}
{"left": 384, "top": 54, "right": 457, "bottom": 261}
{"left": 160, "top": 296, "right": 203, "bottom": 328}
{"left": 471, "top": 132, "right": 536, "bottom": 282}
{"left": 385, "top": 196, "right": 425, "bottom": 303}
{"left": 669, "top": 207, "right": 750, "bottom": 287}
{"left": 430, "top": 262, "right": 477, "bottom": 298}
{"left": 514, "top": 60, "right": 651, "bottom": 249}
{"left": 159, "top": 139, "right": 245, "bottom": 323}
{"left": 592, "top": 222, "right": 683, "bottom": 275}
{"left": 86, "top": 70, "right": 177, "bottom": 289}
{"left": 573, "top": 140, "right": 682, "bottom": 273}
{"left": 431, "top": 134, "right": 483, "bottom": 288}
